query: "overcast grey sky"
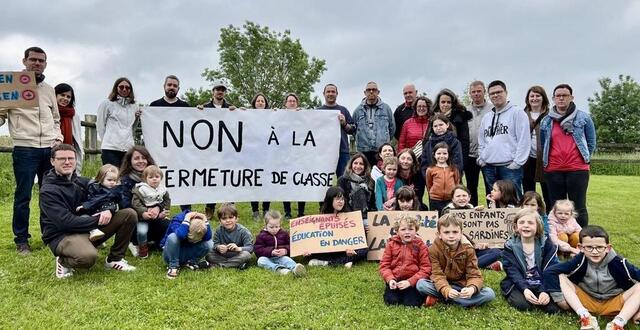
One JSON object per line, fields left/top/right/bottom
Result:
{"left": 1, "top": 0, "right": 639, "bottom": 135}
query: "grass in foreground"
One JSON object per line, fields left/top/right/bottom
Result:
{"left": 0, "top": 156, "right": 638, "bottom": 328}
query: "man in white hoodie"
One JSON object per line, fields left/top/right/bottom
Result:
{"left": 477, "top": 80, "right": 530, "bottom": 198}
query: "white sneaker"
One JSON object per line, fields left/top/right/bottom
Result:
{"left": 128, "top": 243, "right": 138, "bottom": 257}
{"left": 344, "top": 262, "right": 353, "bottom": 269}
{"left": 55, "top": 257, "right": 74, "bottom": 279}
{"left": 277, "top": 268, "right": 291, "bottom": 275}
{"left": 105, "top": 257, "right": 136, "bottom": 271}
{"left": 292, "top": 263, "right": 306, "bottom": 276}
{"left": 308, "top": 259, "right": 328, "bottom": 267}
{"left": 89, "top": 229, "right": 105, "bottom": 242}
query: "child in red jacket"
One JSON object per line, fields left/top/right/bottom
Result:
{"left": 379, "top": 214, "right": 431, "bottom": 307}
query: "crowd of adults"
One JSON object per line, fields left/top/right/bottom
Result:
{"left": 0, "top": 46, "right": 596, "bottom": 277}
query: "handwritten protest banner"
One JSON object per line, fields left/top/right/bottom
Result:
{"left": 448, "top": 208, "right": 518, "bottom": 248}
{"left": 289, "top": 211, "right": 367, "bottom": 257}
{"left": 0, "top": 71, "right": 38, "bottom": 108}
{"left": 141, "top": 107, "right": 340, "bottom": 204}
{"left": 366, "top": 211, "right": 439, "bottom": 260}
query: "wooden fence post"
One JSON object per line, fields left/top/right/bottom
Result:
{"left": 83, "top": 114, "right": 98, "bottom": 162}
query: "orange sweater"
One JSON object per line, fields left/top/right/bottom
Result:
{"left": 426, "top": 166, "right": 460, "bottom": 201}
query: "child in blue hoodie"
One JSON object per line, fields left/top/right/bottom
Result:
{"left": 160, "top": 210, "right": 213, "bottom": 279}
{"left": 501, "top": 208, "right": 559, "bottom": 313}
{"left": 543, "top": 225, "right": 640, "bottom": 330}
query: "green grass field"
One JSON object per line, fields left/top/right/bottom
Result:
{"left": 0, "top": 154, "right": 638, "bottom": 329}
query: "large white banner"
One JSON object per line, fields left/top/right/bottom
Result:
{"left": 141, "top": 107, "right": 340, "bottom": 204}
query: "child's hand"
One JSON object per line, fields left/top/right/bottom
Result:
{"left": 476, "top": 243, "right": 488, "bottom": 250}
{"left": 474, "top": 205, "right": 486, "bottom": 211}
{"left": 396, "top": 280, "right": 411, "bottom": 290}
{"left": 302, "top": 251, "right": 311, "bottom": 257}
{"left": 345, "top": 248, "right": 356, "bottom": 256}
{"left": 217, "top": 245, "right": 228, "bottom": 254}
{"left": 523, "top": 289, "right": 539, "bottom": 305}
{"left": 571, "top": 247, "right": 580, "bottom": 256}
{"left": 447, "top": 288, "right": 460, "bottom": 299}
{"left": 226, "top": 243, "right": 239, "bottom": 252}
{"left": 459, "top": 286, "right": 475, "bottom": 299}
{"left": 537, "top": 292, "right": 550, "bottom": 305}
{"left": 159, "top": 209, "right": 169, "bottom": 219}
{"left": 388, "top": 279, "right": 397, "bottom": 289}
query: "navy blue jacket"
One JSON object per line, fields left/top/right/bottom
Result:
{"left": 542, "top": 252, "right": 640, "bottom": 293}
{"left": 81, "top": 182, "right": 121, "bottom": 214}
{"left": 420, "top": 131, "right": 464, "bottom": 176}
{"left": 500, "top": 235, "right": 558, "bottom": 296}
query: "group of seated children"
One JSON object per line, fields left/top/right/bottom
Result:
{"left": 379, "top": 207, "right": 640, "bottom": 330}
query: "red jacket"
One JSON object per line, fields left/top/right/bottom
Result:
{"left": 379, "top": 235, "right": 431, "bottom": 286}
{"left": 398, "top": 116, "right": 429, "bottom": 151}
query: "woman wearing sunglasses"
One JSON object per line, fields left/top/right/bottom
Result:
{"left": 97, "top": 77, "right": 140, "bottom": 167}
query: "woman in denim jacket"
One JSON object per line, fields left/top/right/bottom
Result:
{"left": 539, "top": 84, "right": 596, "bottom": 227}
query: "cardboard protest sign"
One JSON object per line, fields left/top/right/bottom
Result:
{"left": 141, "top": 107, "right": 340, "bottom": 204}
{"left": 366, "top": 211, "right": 439, "bottom": 260}
{"left": 289, "top": 211, "right": 367, "bottom": 257}
{"left": 0, "top": 72, "right": 38, "bottom": 108}
{"left": 449, "top": 208, "right": 518, "bottom": 248}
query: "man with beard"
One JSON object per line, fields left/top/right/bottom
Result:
{"left": 150, "top": 75, "right": 190, "bottom": 107}
{"left": 0, "top": 46, "right": 62, "bottom": 255}
{"left": 150, "top": 75, "right": 190, "bottom": 211}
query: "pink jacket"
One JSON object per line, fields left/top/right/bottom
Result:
{"left": 548, "top": 211, "right": 581, "bottom": 252}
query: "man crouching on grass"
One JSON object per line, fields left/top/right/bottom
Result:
{"left": 543, "top": 225, "right": 640, "bottom": 330}
{"left": 40, "top": 144, "right": 137, "bottom": 278}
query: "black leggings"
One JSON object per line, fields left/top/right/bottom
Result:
{"left": 384, "top": 284, "right": 424, "bottom": 307}
{"left": 544, "top": 170, "right": 589, "bottom": 227}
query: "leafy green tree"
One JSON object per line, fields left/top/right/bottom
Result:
{"left": 589, "top": 75, "right": 640, "bottom": 144}
{"left": 184, "top": 21, "right": 327, "bottom": 108}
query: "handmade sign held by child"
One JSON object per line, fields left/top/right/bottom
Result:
{"left": 0, "top": 71, "right": 38, "bottom": 108}
{"left": 289, "top": 211, "right": 367, "bottom": 257}
{"left": 448, "top": 208, "right": 518, "bottom": 248}
{"left": 366, "top": 211, "right": 439, "bottom": 260}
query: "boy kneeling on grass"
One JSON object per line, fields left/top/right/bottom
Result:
{"left": 416, "top": 213, "right": 496, "bottom": 307}
{"left": 543, "top": 225, "right": 640, "bottom": 330}
{"left": 206, "top": 203, "right": 253, "bottom": 269}
{"left": 160, "top": 210, "right": 213, "bottom": 279}
{"left": 379, "top": 214, "right": 431, "bottom": 307}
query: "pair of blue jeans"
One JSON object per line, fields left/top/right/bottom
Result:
{"left": 481, "top": 165, "right": 523, "bottom": 199}
{"left": 257, "top": 256, "right": 297, "bottom": 271}
{"left": 12, "top": 146, "right": 52, "bottom": 244}
{"left": 162, "top": 233, "right": 213, "bottom": 268}
{"left": 416, "top": 279, "right": 495, "bottom": 307}
{"left": 336, "top": 152, "right": 351, "bottom": 178}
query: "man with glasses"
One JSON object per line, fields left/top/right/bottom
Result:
{"left": 543, "top": 225, "right": 640, "bottom": 330}
{"left": 393, "top": 84, "right": 417, "bottom": 141}
{"left": 477, "top": 80, "right": 530, "bottom": 198}
{"left": 353, "top": 81, "right": 395, "bottom": 166}
{"left": 466, "top": 81, "right": 492, "bottom": 206}
{"left": 41, "top": 144, "right": 138, "bottom": 278}
{"left": 0, "top": 47, "right": 62, "bottom": 255}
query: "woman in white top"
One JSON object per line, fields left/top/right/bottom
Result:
{"left": 97, "top": 77, "right": 139, "bottom": 168}
{"left": 521, "top": 86, "right": 550, "bottom": 208}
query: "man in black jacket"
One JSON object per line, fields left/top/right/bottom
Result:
{"left": 40, "top": 144, "right": 137, "bottom": 278}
